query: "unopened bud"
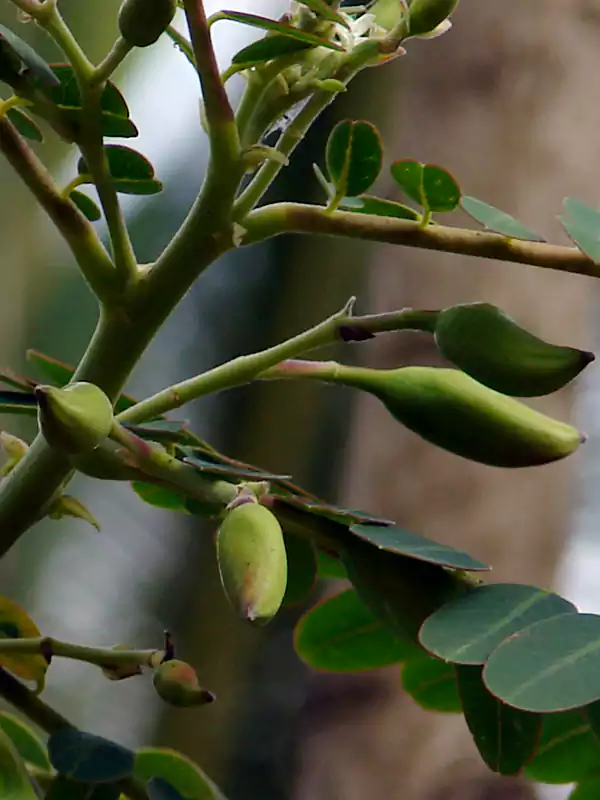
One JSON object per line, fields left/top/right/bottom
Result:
{"left": 407, "top": 0, "right": 459, "bottom": 37}
{"left": 152, "top": 660, "right": 215, "bottom": 708}
{"left": 118, "top": 0, "right": 177, "bottom": 47}
{"left": 35, "top": 382, "right": 113, "bottom": 456}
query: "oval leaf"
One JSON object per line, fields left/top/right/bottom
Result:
{"left": 390, "top": 159, "right": 424, "bottom": 206}
{"left": 325, "top": 120, "right": 383, "bottom": 198}
{"left": 560, "top": 198, "right": 600, "bottom": 264}
{"left": 134, "top": 748, "right": 224, "bottom": 799}
{"left": 422, "top": 164, "right": 460, "bottom": 212}
{"left": 77, "top": 146, "right": 162, "bottom": 196}
{"left": 483, "top": 612, "right": 600, "bottom": 713}
{"left": 461, "top": 196, "right": 545, "bottom": 241}
{"left": 70, "top": 190, "right": 102, "bottom": 222}
{"left": 211, "top": 11, "right": 344, "bottom": 52}
{"left": 6, "top": 108, "right": 43, "bottom": 142}
{"left": 131, "top": 482, "right": 188, "bottom": 512}
{"left": 419, "top": 583, "right": 576, "bottom": 665}
{"left": 294, "top": 588, "right": 419, "bottom": 672}
{"left": 457, "top": 664, "right": 541, "bottom": 775}
{"left": 0, "top": 595, "right": 48, "bottom": 691}
{"left": 0, "top": 712, "right": 50, "bottom": 771}
{"left": 48, "top": 728, "right": 135, "bottom": 783}
{"left": 350, "top": 523, "right": 488, "bottom": 571}
{"left": 345, "top": 195, "right": 420, "bottom": 221}
{"left": 282, "top": 534, "right": 317, "bottom": 607}
{"left": 401, "top": 655, "right": 461, "bottom": 713}
{"left": 0, "top": 726, "right": 39, "bottom": 799}
{"left": 525, "top": 710, "right": 600, "bottom": 784}
{"left": 232, "top": 35, "right": 313, "bottom": 65}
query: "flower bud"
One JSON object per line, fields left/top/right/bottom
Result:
{"left": 35, "top": 382, "right": 113, "bottom": 456}
{"left": 217, "top": 501, "right": 287, "bottom": 625}
{"left": 118, "top": 0, "right": 177, "bottom": 47}
{"left": 152, "top": 660, "right": 215, "bottom": 708}
{"left": 407, "top": 0, "right": 459, "bottom": 37}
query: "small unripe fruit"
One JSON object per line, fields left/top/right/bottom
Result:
{"left": 152, "top": 660, "right": 215, "bottom": 708}
{"left": 35, "top": 382, "right": 113, "bottom": 456}
{"left": 217, "top": 501, "right": 288, "bottom": 625}
{"left": 118, "top": 0, "right": 177, "bottom": 47}
{"left": 407, "top": 0, "right": 459, "bottom": 36}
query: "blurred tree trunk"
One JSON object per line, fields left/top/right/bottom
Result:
{"left": 293, "top": 1, "right": 598, "bottom": 798}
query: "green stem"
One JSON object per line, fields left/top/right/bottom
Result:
{"left": 233, "top": 39, "right": 383, "bottom": 218}
{"left": 91, "top": 36, "right": 134, "bottom": 86}
{"left": 0, "top": 668, "right": 150, "bottom": 800}
{"left": 117, "top": 302, "right": 438, "bottom": 423}
{"left": 241, "top": 202, "right": 599, "bottom": 280}
{"left": 0, "top": 118, "right": 117, "bottom": 302}
{"left": 0, "top": 637, "right": 158, "bottom": 668}
{"left": 44, "top": 7, "right": 139, "bottom": 289}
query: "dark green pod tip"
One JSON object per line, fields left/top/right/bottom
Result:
{"left": 35, "top": 382, "right": 113, "bottom": 456}
{"left": 407, "top": 0, "right": 459, "bottom": 36}
{"left": 118, "top": 0, "right": 177, "bottom": 47}
{"left": 153, "top": 660, "right": 215, "bottom": 708}
{"left": 435, "top": 302, "right": 595, "bottom": 397}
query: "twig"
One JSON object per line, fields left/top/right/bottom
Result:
{"left": 241, "top": 203, "right": 599, "bottom": 280}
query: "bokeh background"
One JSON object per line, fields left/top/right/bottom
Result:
{"left": 0, "top": 1, "right": 599, "bottom": 798}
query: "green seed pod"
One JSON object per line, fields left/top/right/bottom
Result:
{"left": 330, "top": 365, "right": 584, "bottom": 468}
{"left": 407, "top": 0, "right": 459, "bottom": 36}
{"left": 118, "top": 0, "right": 177, "bottom": 48}
{"left": 35, "top": 382, "right": 114, "bottom": 456}
{"left": 152, "top": 660, "right": 215, "bottom": 708}
{"left": 434, "top": 302, "right": 595, "bottom": 397}
{"left": 217, "top": 501, "right": 288, "bottom": 625}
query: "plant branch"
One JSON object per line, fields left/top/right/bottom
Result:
{"left": 43, "top": 6, "right": 139, "bottom": 289}
{"left": 0, "top": 118, "right": 117, "bottom": 301}
{"left": 0, "top": 637, "right": 158, "bottom": 669}
{"left": 91, "top": 36, "right": 133, "bottom": 87}
{"left": 0, "top": 668, "right": 150, "bottom": 800}
{"left": 116, "top": 300, "right": 436, "bottom": 423}
{"left": 241, "top": 203, "right": 599, "bottom": 280}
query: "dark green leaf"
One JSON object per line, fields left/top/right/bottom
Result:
{"left": 0, "top": 390, "right": 37, "bottom": 416}
{"left": 45, "top": 776, "right": 121, "bottom": 799}
{"left": 422, "top": 164, "right": 461, "bottom": 212}
{"left": 147, "top": 778, "right": 187, "bottom": 800}
{"left": 294, "top": 588, "right": 420, "bottom": 671}
{"left": 344, "top": 195, "right": 420, "bottom": 221}
{"left": 124, "top": 419, "right": 190, "bottom": 444}
{"left": 70, "top": 190, "right": 102, "bottom": 222}
{"left": 184, "top": 453, "right": 291, "bottom": 482}
{"left": 419, "top": 583, "right": 576, "bottom": 664}
{"left": 457, "top": 664, "right": 541, "bottom": 775}
{"left": 401, "top": 655, "right": 461, "bottom": 713}
{"left": 211, "top": 11, "right": 344, "bottom": 52}
{"left": 525, "top": 710, "right": 600, "bottom": 784}
{"left": 570, "top": 779, "right": 600, "bottom": 799}
{"left": 283, "top": 534, "right": 317, "bottom": 607}
{"left": 560, "top": 198, "right": 600, "bottom": 264}
{"left": 483, "top": 612, "right": 600, "bottom": 713}
{"left": 461, "top": 196, "right": 545, "bottom": 241}
{"left": 326, "top": 120, "right": 383, "bottom": 197}
{"left": 48, "top": 728, "right": 135, "bottom": 783}
{"left": 390, "top": 160, "right": 424, "bottom": 206}
{"left": 134, "top": 748, "right": 225, "bottom": 799}
{"left": 584, "top": 697, "right": 600, "bottom": 743}
{"left": 0, "top": 370, "right": 35, "bottom": 392}
{"left": 276, "top": 496, "right": 394, "bottom": 527}
{"left": 50, "top": 65, "right": 128, "bottom": 117}
{"left": 350, "top": 523, "right": 488, "bottom": 571}
{"left": 0, "top": 712, "right": 50, "bottom": 771}
{"left": 232, "top": 35, "right": 313, "bottom": 65}
{"left": 316, "top": 550, "right": 347, "bottom": 580}
{"left": 131, "top": 483, "right": 188, "bottom": 512}
{"left": 6, "top": 108, "right": 43, "bottom": 142}
{"left": 0, "top": 725, "right": 39, "bottom": 798}
{"left": 26, "top": 350, "right": 73, "bottom": 388}
{"left": 0, "top": 25, "right": 60, "bottom": 90}
{"left": 342, "top": 535, "right": 466, "bottom": 643}
{"left": 78, "top": 146, "right": 162, "bottom": 196}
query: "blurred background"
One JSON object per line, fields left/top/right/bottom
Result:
{"left": 0, "top": 1, "right": 599, "bottom": 798}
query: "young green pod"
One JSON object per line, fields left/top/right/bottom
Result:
{"left": 118, "top": 0, "right": 177, "bottom": 48}
{"left": 407, "top": 0, "right": 459, "bottom": 36}
{"left": 217, "top": 501, "right": 288, "bottom": 625}
{"left": 434, "top": 302, "right": 594, "bottom": 397}
{"left": 35, "top": 382, "right": 113, "bottom": 456}
{"left": 152, "top": 660, "right": 215, "bottom": 708}
{"left": 330, "top": 365, "right": 584, "bottom": 468}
